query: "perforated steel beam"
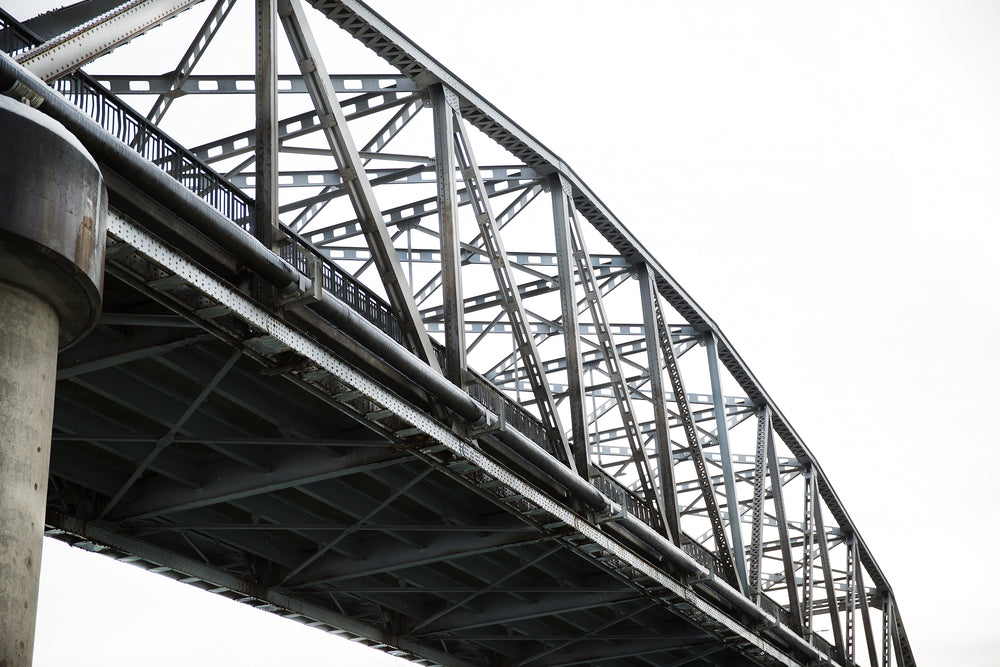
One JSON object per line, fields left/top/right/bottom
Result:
{"left": 637, "top": 262, "right": 681, "bottom": 543}
{"left": 17, "top": 0, "right": 203, "bottom": 82}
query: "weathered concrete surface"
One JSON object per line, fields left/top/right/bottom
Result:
{"left": 0, "top": 95, "right": 105, "bottom": 666}
{"left": 0, "top": 283, "right": 58, "bottom": 667}
{"left": 0, "top": 94, "right": 106, "bottom": 350}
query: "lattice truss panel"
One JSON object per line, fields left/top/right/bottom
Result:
{"left": 0, "top": 2, "right": 914, "bottom": 666}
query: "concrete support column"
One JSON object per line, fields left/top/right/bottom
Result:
{"left": 0, "top": 94, "right": 106, "bottom": 666}
{"left": 0, "top": 284, "right": 59, "bottom": 665}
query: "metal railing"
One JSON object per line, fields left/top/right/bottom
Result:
{"left": 0, "top": 10, "right": 32, "bottom": 56}
{"left": 279, "top": 226, "right": 405, "bottom": 346}
{"left": 463, "top": 369, "right": 552, "bottom": 453}
{"left": 590, "top": 467, "right": 658, "bottom": 529}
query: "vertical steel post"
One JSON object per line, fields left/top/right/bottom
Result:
{"left": 882, "top": 597, "right": 894, "bottom": 667}
{"left": 254, "top": 0, "right": 278, "bottom": 253}
{"left": 637, "top": 263, "right": 680, "bottom": 542}
{"left": 845, "top": 535, "right": 857, "bottom": 664}
{"left": 857, "top": 548, "right": 880, "bottom": 667}
{"left": 431, "top": 85, "right": 464, "bottom": 386}
{"left": 705, "top": 333, "right": 749, "bottom": 594}
{"left": 551, "top": 173, "right": 590, "bottom": 477}
{"left": 748, "top": 405, "right": 771, "bottom": 600}
{"left": 802, "top": 468, "right": 815, "bottom": 636}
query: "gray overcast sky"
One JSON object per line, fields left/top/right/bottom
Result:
{"left": 11, "top": 1, "right": 998, "bottom": 665}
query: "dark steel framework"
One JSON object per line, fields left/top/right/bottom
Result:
{"left": 0, "top": 2, "right": 915, "bottom": 666}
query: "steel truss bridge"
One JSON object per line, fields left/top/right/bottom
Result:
{"left": 0, "top": 2, "right": 915, "bottom": 666}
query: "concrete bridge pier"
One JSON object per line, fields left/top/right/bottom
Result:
{"left": 0, "top": 95, "right": 106, "bottom": 666}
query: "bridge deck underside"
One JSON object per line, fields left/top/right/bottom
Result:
{"left": 48, "top": 273, "right": 747, "bottom": 667}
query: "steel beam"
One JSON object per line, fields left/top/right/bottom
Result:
{"left": 254, "top": 0, "right": 279, "bottom": 254}
{"left": 109, "top": 445, "right": 405, "bottom": 521}
{"left": 748, "top": 406, "right": 770, "bottom": 601}
{"left": 551, "top": 174, "right": 590, "bottom": 477}
{"left": 845, "top": 535, "right": 857, "bottom": 664}
{"left": 637, "top": 262, "right": 680, "bottom": 543}
{"left": 289, "top": 531, "right": 553, "bottom": 587}
{"left": 146, "top": 0, "right": 237, "bottom": 124}
{"left": 97, "top": 350, "right": 241, "bottom": 518}
{"left": 705, "top": 333, "right": 749, "bottom": 594}
{"left": 277, "top": 0, "right": 439, "bottom": 370}
{"left": 856, "top": 540, "right": 880, "bottom": 667}
{"left": 18, "top": 0, "right": 124, "bottom": 41}
{"left": 767, "top": 427, "right": 803, "bottom": 633}
{"left": 451, "top": 114, "right": 572, "bottom": 468}
{"left": 812, "top": 479, "right": 846, "bottom": 660}
{"left": 568, "top": 211, "right": 661, "bottom": 527}
{"left": 431, "top": 84, "right": 464, "bottom": 386}
{"left": 17, "top": 0, "right": 202, "bottom": 82}
{"left": 416, "top": 589, "right": 639, "bottom": 635}
{"left": 801, "top": 470, "right": 815, "bottom": 636}
{"left": 654, "top": 305, "right": 736, "bottom": 584}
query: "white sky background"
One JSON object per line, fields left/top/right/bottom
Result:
{"left": 6, "top": 0, "right": 998, "bottom": 664}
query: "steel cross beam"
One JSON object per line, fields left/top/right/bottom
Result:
{"left": 290, "top": 98, "right": 423, "bottom": 232}
{"left": 277, "top": 0, "right": 439, "bottom": 371}
{"left": 281, "top": 467, "right": 434, "bottom": 584}
{"left": 410, "top": 544, "right": 564, "bottom": 635}
{"left": 94, "top": 72, "right": 419, "bottom": 95}
{"left": 98, "top": 349, "right": 241, "bottom": 519}
{"left": 146, "top": 0, "right": 238, "bottom": 125}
